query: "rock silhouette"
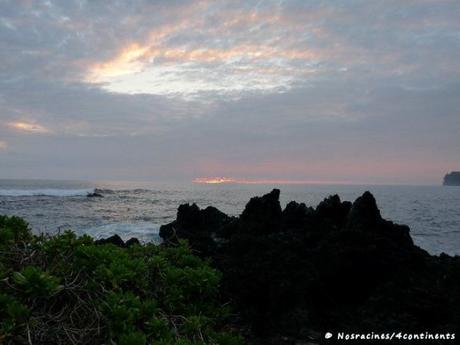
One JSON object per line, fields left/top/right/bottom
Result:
{"left": 443, "top": 171, "right": 460, "bottom": 186}
{"left": 160, "top": 189, "right": 460, "bottom": 340}
{"left": 94, "top": 234, "right": 124, "bottom": 246}
{"left": 94, "top": 234, "right": 140, "bottom": 247}
{"left": 87, "top": 191, "right": 104, "bottom": 198}
{"left": 159, "top": 204, "right": 233, "bottom": 255}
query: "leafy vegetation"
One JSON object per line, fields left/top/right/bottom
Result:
{"left": 0, "top": 215, "right": 243, "bottom": 345}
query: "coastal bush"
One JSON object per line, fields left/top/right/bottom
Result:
{"left": 0, "top": 217, "right": 243, "bottom": 345}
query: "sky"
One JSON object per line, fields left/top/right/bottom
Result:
{"left": 0, "top": 0, "right": 459, "bottom": 185}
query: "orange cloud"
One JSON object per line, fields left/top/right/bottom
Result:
{"left": 87, "top": 43, "right": 150, "bottom": 81}
{"left": 86, "top": 43, "right": 320, "bottom": 83}
{"left": 7, "top": 121, "right": 50, "bottom": 134}
{"left": 83, "top": 4, "right": 326, "bottom": 96}
{"left": 86, "top": 16, "right": 196, "bottom": 82}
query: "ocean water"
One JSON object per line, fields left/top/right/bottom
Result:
{"left": 0, "top": 179, "right": 459, "bottom": 255}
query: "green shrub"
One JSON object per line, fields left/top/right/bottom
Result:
{"left": 0, "top": 215, "right": 31, "bottom": 246}
{"left": 0, "top": 294, "right": 30, "bottom": 337}
{"left": 118, "top": 331, "right": 147, "bottom": 345}
{"left": 13, "top": 266, "right": 63, "bottom": 298}
{"left": 0, "top": 215, "right": 242, "bottom": 345}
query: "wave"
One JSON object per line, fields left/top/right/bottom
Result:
{"left": 94, "top": 188, "right": 115, "bottom": 194}
{"left": 0, "top": 188, "right": 95, "bottom": 197}
{"left": 80, "top": 222, "right": 162, "bottom": 243}
{"left": 94, "top": 188, "right": 150, "bottom": 194}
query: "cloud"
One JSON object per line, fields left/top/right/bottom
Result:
{"left": 83, "top": 5, "right": 323, "bottom": 97}
{"left": 0, "top": 140, "right": 7, "bottom": 150}
{"left": 77, "top": 0, "right": 460, "bottom": 99}
{"left": 6, "top": 121, "right": 50, "bottom": 134}
{"left": 0, "top": 0, "right": 459, "bottom": 183}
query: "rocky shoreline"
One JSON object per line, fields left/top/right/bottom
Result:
{"left": 157, "top": 189, "right": 459, "bottom": 343}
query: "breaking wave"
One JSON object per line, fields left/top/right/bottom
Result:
{"left": 82, "top": 222, "right": 162, "bottom": 244}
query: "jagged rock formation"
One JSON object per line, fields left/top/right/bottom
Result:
{"left": 160, "top": 189, "right": 460, "bottom": 341}
{"left": 443, "top": 171, "right": 460, "bottom": 186}
{"left": 159, "top": 204, "right": 234, "bottom": 255}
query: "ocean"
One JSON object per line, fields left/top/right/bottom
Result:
{"left": 0, "top": 179, "right": 459, "bottom": 255}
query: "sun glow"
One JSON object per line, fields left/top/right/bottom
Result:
{"left": 86, "top": 43, "right": 149, "bottom": 82}
{"left": 193, "top": 177, "right": 237, "bottom": 184}
{"left": 7, "top": 121, "right": 50, "bottom": 134}
{"left": 193, "top": 177, "right": 350, "bottom": 185}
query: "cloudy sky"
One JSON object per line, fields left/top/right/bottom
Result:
{"left": 0, "top": 0, "right": 459, "bottom": 185}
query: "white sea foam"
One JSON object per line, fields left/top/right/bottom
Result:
{"left": 82, "top": 222, "right": 162, "bottom": 244}
{"left": 0, "top": 188, "right": 94, "bottom": 197}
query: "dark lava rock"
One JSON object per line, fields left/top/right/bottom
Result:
{"left": 316, "top": 194, "right": 351, "bottom": 229}
{"left": 125, "top": 237, "right": 140, "bottom": 247}
{"left": 160, "top": 189, "right": 460, "bottom": 339}
{"left": 282, "top": 201, "right": 313, "bottom": 230}
{"left": 239, "top": 188, "right": 283, "bottom": 234}
{"left": 345, "top": 191, "right": 382, "bottom": 231}
{"left": 159, "top": 204, "right": 233, "bottom": 255}
{"left": 94, "top": 234, "right": 124, "bottom": 247}
{"left": 94, "top": 235, "right": 140, "bottom": 248}
{"left": 87, "top": 192, "right": 104, "bottom": 198}
{"left": 346, "top": 191, "right": 413, "bottom": 248}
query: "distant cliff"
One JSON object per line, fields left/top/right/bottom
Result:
{"left": 443, "top": 171, "right": 460, "bottom": 186}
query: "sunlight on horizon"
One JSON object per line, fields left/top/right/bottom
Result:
{"left": 193, "top": 177, "right": 353, "bottom": 185}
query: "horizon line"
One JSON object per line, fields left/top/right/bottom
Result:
{"left": 0, "top": 177, "right": 445, "bottom": 187}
